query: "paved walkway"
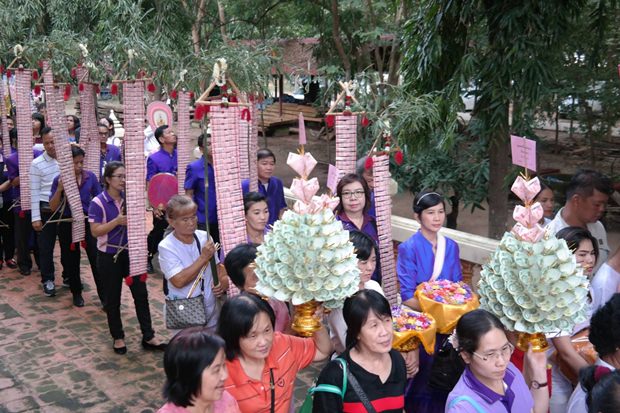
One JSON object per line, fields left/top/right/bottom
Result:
{"left": 0, "top": 237, "right": 323, "bottom": 412}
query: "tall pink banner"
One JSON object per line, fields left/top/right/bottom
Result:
{"left": 0, "top": 79, "right": 10, "bottom": 158}
{"left": 15, "top": 69, "right": 34, "bottom": 212}
{"left": 335, "top": 115, "right": 357, "bottom": 180}
{"left": 176, "top": 91, "right": 191, "bottom": 194}
{"left": 77, "top": 68, "right": 100, "bottom": 179}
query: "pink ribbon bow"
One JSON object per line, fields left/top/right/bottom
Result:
{"left": 511, "top": 176, "right": 541, "bottom": 204}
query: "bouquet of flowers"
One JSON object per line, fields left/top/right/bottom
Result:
{"left": 478, "top": 176, "right": 589, "bottom": 348}
{"left": 415, "top": 280, "right": 480, "bottom": 334}
{"left": 254, "top": 151, "right": 360, "bottom": 310}
{"left": 392, "top": 306, "right": 437, "bottom": 353}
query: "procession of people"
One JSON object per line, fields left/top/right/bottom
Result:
{"left": 0, "top": 92, "right": 619, "bottom": 413}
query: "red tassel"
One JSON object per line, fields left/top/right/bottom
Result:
{"left": 137, "top": 70, "right": 145, "bottom": 79}
{"left": 37, "top": 60, "right": 43, "bottom": 69}
{"left": 124, "top": 276, "right": 134, "bottom": 286}
{"left": 70, "top": 243, "right": 76, "bottom": 251}
{"left": 170, "top": 89, "right": 178, "bottom": 100}
{"left": 32, "top": 71, "right": 39, "bottom": 80}
{"left": 188, "top": 91, "right": 194, "bottom": 100}
{"left": 18, "top": 210, "right": 25, "bottom": 218}
{"left": 80, "top": 240, "right": 87, "bottom": 249}
{"left": 221, "top": 85, "right": 227, "bottom": 92}
{"left": 111, "top": 83, "right": 118, "bottom": 95}
{"left": 194, "top": 104, "right": 205, "bottom": 121}
{"left": 394, "top": 150, "right": 404, "bottom": 165}
{"left": 78, "top": 83, "right": 84, "bottom": 92}
{"left": 326, "top": 115, "right": 335, "bottom": 128}
{"left": 7, "top": 70, "right": 12, "bottom": 79}
{"left": 95, "top": 85, "right": 100, "bottom": 94}
{"left": 139, "top": 273, "right": 148, "bottom": 283}
{"left": 33, "top": 85, "right": 41, "bottom": 95}
{"left": 147, "top": 83, "right": 156, "bottom": 93}
{"left": 365, "top": 157, "right": 374, "bottom": 170}
{"left": 229, "top": 95, "right": 238, "bottom": 103}
{"left": 64, "top": 84, "right": 71, "bottom": 101}
{"left": 70, "top": 67, "right": 77, "bottom": 79}
{"left": 241, "top": 108, "right": 251, "bottom": 121}
{"left": 361, "top": 115, "right": 370, "bottom": 127}
{"left": 0, "top": 65, "right": 5, "bottom": 75}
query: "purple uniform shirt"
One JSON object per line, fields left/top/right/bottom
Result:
{"left": 146, "top": 148, "right": 177, "bottom": 181}
{"left": 241, "top": 176, "right": 287, "bottom": 226}
{"left": 100, "top": 145, "right": 122, "bottom": 179}
{"left": 50, "top": 170, "right": 102, "bottom": 217}
{"left": 6, "top": 149, "right": 43, "bottom": 212}
{"left": 88, "top": 190, "right": 127, "bottom": 254}
{"left": 446, "top": 363, "right": 533, "bottom": 413}
{"left": 336, "top": 211, "right": 379, "bottom": 242}
{"left": 397, "top": 230, "right": 462, "bottom": 302}
{"left": 184, "top": 156, "right": 217, "bottom": 225}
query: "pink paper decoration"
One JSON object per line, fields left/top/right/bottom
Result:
{"left": 248, "top": 104, "right": 259, "bottom": 192}
{"left": 238, "top": 98, "right": 250, "bottom": 182}
{"left": 513, "top": 203, "right": 544, "bottom": 228}
{"left": 177, "top": 91, "right": 191, "bottom": 194}
{"left": 511, "top": 176, "right": 541, "bottom": 204}
{"left": 0, "top": 79, "right": 10, "bottom": 158}
{"left": 290, "top": 177, "right": 319, "bottom": 205}
{"left": 15, "top": 69, "right": 34, "bottom": 211}
{"left": 42, "top": 61, "right": 85, "bottom": 243}
{"left": 335, "top": 115, "right": 357, "bottom": 179}
{"left": 326, "top": 164, "right": 340, "bottom": 194}
{"left": 298, "top": 112, "right": 306, "bottom": 145}
{"left": 209, "top": 104, "right": 248, "bottom": 297}
{"left": 123, "top": 81, "right": 148, "bottom": 276}
{"left": 373, "top": 154, "right": 398, "bottom": 306}
{"left": 510, "top": 135, "right": 537, "bottom": 172}
{"left": 286, "top": 152, "right": 317, "bottom": 179}
{"left": 76, "top": 67, "right": 100, "bottom": 180}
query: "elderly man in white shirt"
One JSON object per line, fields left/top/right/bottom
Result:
{"left": 30, "top": 127, "right": 61, "bottom": 297}
{"left": 548, "top": 169, "right": 614, "bottom": 272}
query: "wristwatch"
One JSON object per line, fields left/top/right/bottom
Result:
{"left": 530, "top": 380, "right": 548, "bottom": 389}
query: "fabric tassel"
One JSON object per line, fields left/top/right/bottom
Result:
{"left": 169, "top": 90, "right": 178, "bottom": 100}
{"left": 326, "top": 115, "right": 335, "bottom": 128}
{"left": 361, "top": 115, "right": 370, "bottom": 127}
{"left": 394, "top": 151, "right": 404, "bottom": 165}
{"left": 365, "top": 156, "right": 374, "bottom": 170}
{"left": 139, "top": 273, "right": 148, "bottom": 283}
{"left": 63, "top": 84, "right": 72, "bottom": 101}
{"left": 111, "top": 84, "right": 118, "bottom": 95}
{"left": 124, "top": 276, "right": 134, "bottom": 286}
{"left": 147, "top": 83, "right": 156, "bottom": 93}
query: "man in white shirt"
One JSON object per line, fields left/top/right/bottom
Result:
{"left": 591, "top": 246, "right": 620, "bottom": 311}
{"left": 30, "top": 127, "right": 61, "bottom": 297}
{"left": 548, "top": 169, "right": 613, "bottom": 272}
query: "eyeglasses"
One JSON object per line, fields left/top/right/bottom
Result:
{"left": 110, "top": 174, "right": 126, "bottom": 180}
{"left": 341, "top": 190, "right": 365, "bottom": 199}
{"left": 472, "top": 343, "right": 514, "bottom": 362}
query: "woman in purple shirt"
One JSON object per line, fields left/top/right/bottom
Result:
{"left": 446, "top": 309, "right": 549, "bottom": 413}
{"left": 50, "top": 146, "right": 102, "bottom": 308}
{"left": 88, "top": 162, "right": 166, "bottom": 355}
{"left": 334, "top": 173, "right": 380, "bottom": 282}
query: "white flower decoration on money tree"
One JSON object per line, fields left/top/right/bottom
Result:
{"left": 478, "top": 176, "right": 589, "bottom": 333}
{"left": 254, "top": 151, "right": 360, "bottom": 308}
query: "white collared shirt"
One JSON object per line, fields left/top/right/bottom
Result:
{"left": 30, "top": 151, "right": 59, "bottom": 222}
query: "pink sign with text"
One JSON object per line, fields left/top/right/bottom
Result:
{"left": 326, "top": 164, "right": 340, "bottom": 194}
{"left": 511, "top": 135, "right": 537, "bottom": 172}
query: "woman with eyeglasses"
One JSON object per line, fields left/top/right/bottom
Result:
{"left": 88, "top": 161, "right": 166, "bottom": 355}
{"left": 334, "top": 173, "right": 380, "bottom": 282}
{"left": 446, "top": 309, "right": 549, "bottom": 413}
{"left": 398, "top": 190, "right": 462, "bottom": 413}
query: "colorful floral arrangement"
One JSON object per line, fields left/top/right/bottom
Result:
{"left": 254, "top": 151, "right": 360, "bottom": 309}
{"left": 478, "top": 176, "right": 589, "bottom": 334}
{"left": 417, "top": 280, "right": 474, "bottom": 305}
{"left": 391, "top": 305, "right": 437, "bottom": 353}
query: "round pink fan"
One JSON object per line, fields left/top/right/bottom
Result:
{"left": 148, "top": 173, "right": 178, "bottom": 209}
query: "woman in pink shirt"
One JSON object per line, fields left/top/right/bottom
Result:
{"left": 158, "top": 327, "right": 240, "bottom": 413}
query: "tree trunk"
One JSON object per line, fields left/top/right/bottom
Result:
{"left": 191, "top": 0, "right": 208, "bottom": 55}
{"left": 487, "top": 118, "right": 510, "bottom": 239}
{"left": 217, "top": 1, "right": 229, "bottom": 44}
{"left": 447, "top": 194, "right": 460, "bottom": 229}
{"left": 387, "top": 0, "right": 406, "bottom": 85}
{"left": 330, "top": 0, "right": 352, "bottom": 80}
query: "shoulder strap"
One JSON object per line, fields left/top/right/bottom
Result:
{"left": 193, "top": 233, "right": 201, "bottom": 252}
{"left": 448, "top": 395, "right": 487, "bottom": 413}
{"left": 346, "top": 368, "right": 378, "bottom": 413}
{"left": 429, "top": 233, "right": 447, "bottom": 281}
{"left": 309, "top": 358, "right": 348, "bottom": 399}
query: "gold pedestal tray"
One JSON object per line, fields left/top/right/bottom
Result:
{"left": 516, "top": 332, "right": 549, "bottom": 352}
{"left": 292, "top": 300, "right": 322, "bottom": 337}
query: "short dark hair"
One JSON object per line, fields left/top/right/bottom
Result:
{"left": 581, "top": 368, "right": 620, "bottom": 413}
{"left": 155, "top": 125, "right": 169, "bottom": 141}
{"left": 455, "top": 309, "right": 505, "bottom": 354}
{"left": 257, "top": 148, "right": 276, "bottom": 162}
{"left": 217, "top": 292, "right": 275, "bottom": 360}
{"left": 197, "top": 133, "right": 210, "bottom": 148}
{"left": 566, "top": 169, "right": 613, "bottom": 200}
{"left": 67, "top": 115, "right": 80, "bottom": 130}
{"left": 162, "top": 327, "right": 225, "bottom": 407}
{"left": 556, "top": 226, "right": 599, "bottom": 263}
{"left": 40, "top": 126, "right": 53, "bottom": 138}
{"left": 349, "top": 231, "right": 376, "bottom": 261}
{"left": 32, "top": 112, "right": 45, "bottom": 129}
{"left": 343, "top": 289, "right": 392, "bottom": 350}
{"left": 589, "top": 293, "right": 620, "bottom": 358}
{"left": 335, "top": 173, "right": 371, "bottom": 215}
{"left": 224, "top": 243, "right": 258, "bottom": 290}
{"left": 243, "top": 191, "right": 267, "bottom": 214}
{"left": 71, "top": 145, "right": 85, "bottom": 158}
{"left": 413, "top": 189, "right": 445, "bottom": 215}
{"left": 103, "top": 161, "right": 125, "bottom": 189}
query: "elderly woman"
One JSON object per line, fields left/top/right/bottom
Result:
{"left": 218, "top": 292, "right": 332, "bottom": 413}
{"left": 314, "top": 289, "right": 408, "bottom": 412}
{"left": 158, "top": 195, "right": 228, "bottom": 332}
{"left": 567, "top": 293, "right": 620, "bottom": 413}
{"left": 447, "top": 309, "right": 549, "bottom": 413}
{"left": 159, "top": 327, "right": 240, "bottom": 413}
